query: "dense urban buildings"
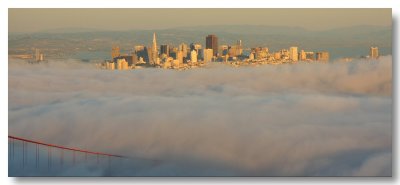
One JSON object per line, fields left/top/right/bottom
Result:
{"left": 96, "top": 33, "right": 382, "bottom": 70}
{"left": 10, "top": 32, "right": 383, "bottom": 71}
{"left": 36, "top": 49, "right": 44, "bottom": 61}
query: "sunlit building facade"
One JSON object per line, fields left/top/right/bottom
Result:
{"left": 290, "top": 47, "right": 298, "bottom": 62}
{"left": 370, "top": 46, "right": 379, "bottom": 59}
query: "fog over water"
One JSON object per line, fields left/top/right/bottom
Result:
{"left": 8, "top": 57, "right": 392, "bottom": 176}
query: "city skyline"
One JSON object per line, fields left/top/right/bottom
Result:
{"left": 9, "top": 9, "right": 391, "bottom": 33}
{"left": 99, "top": 32, "right": 381, "bottom": 70}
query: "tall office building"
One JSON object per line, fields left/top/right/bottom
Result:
{"left": 160, "top": 44, "right": 170, "bottom": 57}
{"left": 39, "top": 54, "right": 44, "bottom": 61}
{"left": 289, "top": 47, "right": 298, "bottom": 62}
{"left": 148, "top": 47, "right": 154, "bottom": 65}
{"left": 370, "top": 46, "right": 379, "bottom": 59}
{"left": 34, "top": 48, "right": 40, "bottom": 61}
{"left": 111, "top": 46, "right": 120, "bottom": 59}
{"left": 203, "top": 49, "right": 213, "bottom": 62}
{"left": 152, "top": 32, "right": 158, "bottom": 64}
{"left": 190, "top": 50, "right": 198, "bottom": 63}
{"left": 206, "top": 34, "right": 218, "bottom": 57}
{"left": 190, "top": 43, "right": 196, "bottom": 51}
{"left": 176, "top": 50, "right": 184, "bottom": 65}
{"left": 316, "top": 51, "right": 330, "bottom": 61}
{"left": 116, "top": 58, "right": 129, "bottom": 70}
{"left": 228, "top": 46, "right": 243, "bottom": 57}
{"left": 106, "top": 61, "right": 115, "bottom": 70}
{"left": 237, "top": 40, "right": 243, "bottom": 56}
{"left": 249, "top": 53, "right": 255, "bottom": 60}
{"left": 299, "top": 50, "right": 306, "bottom": 61}
{"left": 220, "top": 45, "right": 229, "bottom": 56}
{"left": 135, "top": 45, "right": 150, "bottom": 64}
{"left": 179, "top": 43, "right": 188, "bottom": 58}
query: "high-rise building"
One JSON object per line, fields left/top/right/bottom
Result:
{"left": 197, "top": 48, "right": 204, "bottom": 60}
{"left": 370, "top": 46, "right": 379, "bottom": 59}
{"left": 249, "top": 52, "right": 255, "bottom": 60}
{"left": 190, "top": 50, "right": 198, "bottom": 63}
{"left": 316, "top": 51, "right": 330, "bottom": 61}
{"left": 203, "top": 49, "right": 213, "bottom": 62}
{"left": 189, "top": 43, "right": 195, "bottom": 51}
{"left": 289, "top": 47, "right": 298, "bottom": 62}
{"left": 299, "top": 50, "right": 306, "bottom": 61}
{"left": 33, "top": 48, "right": 45, "bottom": 62}
{"left": 130, "top": 52, "right": 138, "bottom": 65}
{"left": 134, "top": 45, "right": 150, "bottom": 64}
{"left": 237, "top": 40, "right": 242, "bottom": 47}
{"left": 179, "top": 43, "right": 188, "bottom": 58}
{"left": 34, "top": 48, "right": 40, "bottom": 61}
{"left": 228, "top": 45, "right": 243, "bottom": 57}
{"left": 190, "top": 43, "right": 202, "bottom": 59}
{"left": 114, "top": 55, "right": 137, "bottom": 66}
{"left": 116, "top": 58, "right": 129, "bottom": 70}
{"left": 168, "top": 47, "right": 177, "bottom": 59}
{"left": 106, "top": 61, "right": 115, "bottom": 70}
{"left": 111, "top": 46, "right": 120, "bottom": 59}
{"left": 152, "top": 32, "right": 158, "bottom": 65}
{"left": 279, "top": 49, "right": 290, "bottom": 60}
{"left": 219, "top": 45, "right": 229, "bottom": 56}
{"left": 206, "top": 34, "right": 218, "bottom": 57}
{"left": 176, "top": 50, "right": 184, "bottom": 65}
{"left": 160, "top": 44, "right": 170, "bottom": 57}
{"left": 232, "top": 40, "right": 243, "bottom": 57}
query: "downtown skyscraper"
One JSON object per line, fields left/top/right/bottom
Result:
{"left": 206, "top": 34, "right": 218, "bottom": 57}
{"left": 152, "top": 32, "right": 158, "bottom": 65}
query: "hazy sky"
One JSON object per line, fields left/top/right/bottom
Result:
{"left": 9, "top": 8, "right": 391, "bottom": 33}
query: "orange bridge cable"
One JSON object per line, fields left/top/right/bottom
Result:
{"left": 8, "top": 135, "right": 126, "bottom": 158}
{"left": 8, "top": 135, "right": 163, "bottom": 164}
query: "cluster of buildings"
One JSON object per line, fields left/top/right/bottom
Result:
{"left": 247, "top": 46, "right": 329, "bottom": 64}
{"left": 100, "top": 33, "right": 380, "bottom": 70}
{"left": 338, "top": 46, "right": 380, "bottom": 62}
{"left": 25, "top": 48, "right": 45, "bottom": 63}
{"left": 101, "top": 33, "right": 227, "bottom": 70}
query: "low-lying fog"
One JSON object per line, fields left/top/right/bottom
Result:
{"left": 8, "top": 56, "right": 392, "bottom": 176}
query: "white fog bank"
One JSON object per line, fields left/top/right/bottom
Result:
{"left": 8, "top": 56, "right": 392, "bottom": 176}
